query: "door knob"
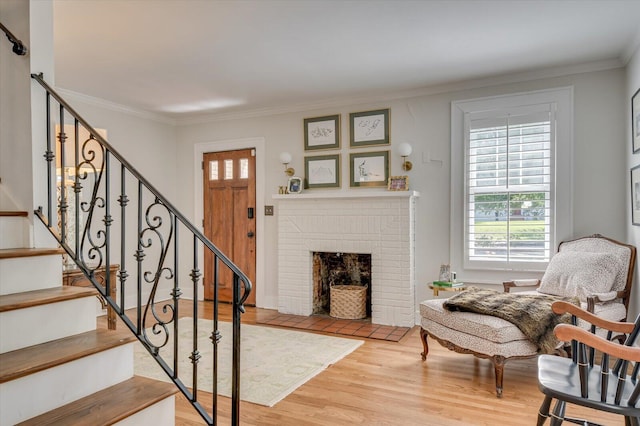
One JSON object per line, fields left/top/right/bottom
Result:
{"left": 247, "top": 231, "right": 255, "bottom": 238}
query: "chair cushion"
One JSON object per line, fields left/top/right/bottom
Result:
{"left": 420, "top": 299, "right": 527, "bottom": 344}
{"left": 420, "top": 295, "right": 626, "bottom": 355}
{"left": 557, "top": 237, "right": 631, "bottom": 293}
{"left": 537, "top": 251, "right": 621, "bottom": 301}
{"left": 420, "top": 299, "right": 538, "bottom": 358}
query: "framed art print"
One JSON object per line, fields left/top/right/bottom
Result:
{"left": 632, "top": 164, "right": 640, "bottom": 225}
{"left": 349, "top": 108, "right": 390, "bottom": 147}
{"left": 633, "top": 88, "right": 640, "bottom": 153}
{"left": 304, "top": 154, "right": 340, "bottom": 189}
{"left": 349, "top": 151, "right": 389, "bottom": 187}
{"left": 304, "top": 114, "right": 340, "bottom": 151}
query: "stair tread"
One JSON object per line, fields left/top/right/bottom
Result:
{"left": 0, "top": 247, "right": 64, "bottom": 259}
{"left": 16, "top": 375, "right": 178, "bottom": 426}
{"left": 0, "top": 210, "right": 28, "bottom": 217}
{"left": 0, "top": 328, "right": 136, "bottom": 383}
{"left": 0, "top": 286, "right": 98, "bottom": 312}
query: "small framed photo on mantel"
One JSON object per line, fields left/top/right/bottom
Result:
{"left": 387, "top": 175, "right": 409, "bottom": 191}
{"left": 349, "top": 108, "right": 390, "bottom": 147}
{"left": 304, "top": 114, "right": 340, "bottom": 151}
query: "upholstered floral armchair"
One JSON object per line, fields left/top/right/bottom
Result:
{"left": 419, "top": 234, "right": 636, "bottom": 397}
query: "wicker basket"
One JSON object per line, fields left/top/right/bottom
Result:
{"left": 330, "top": 285, "right": 367, "bottom": 319}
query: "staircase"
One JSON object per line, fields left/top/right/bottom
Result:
{"left": 0, "top": 210, "right": 178, "bottom": 425}
{"left": 1, "top": 17, "right": 251, "bottom": 422}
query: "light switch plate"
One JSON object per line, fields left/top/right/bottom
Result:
{"left": 265, "top": 205, "right": 274, "bottom": 216}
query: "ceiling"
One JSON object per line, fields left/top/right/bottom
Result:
{"left": 52, "top": 0, "right": 640, "bottom": 120}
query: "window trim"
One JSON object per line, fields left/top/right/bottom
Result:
{"left": 450, "top": 87, "right": 574, "bottom": 284}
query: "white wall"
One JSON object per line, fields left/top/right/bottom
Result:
{"left": 176, "top": 67, "right": 628, "bottom": 319}
{"left": 0, "top": 0, "right": 57, "bottom": 247}
{"left": 59, "top": 95, "right": 178, "bottom": 200}
{"left": 0, "top": 1, "right": 33, "bottom": 211}
{"left": 626, "top": 46, "right": 640, "bottom": 319}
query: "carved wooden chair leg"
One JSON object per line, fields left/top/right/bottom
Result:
{"left": 549, "top": 400, "right": 566, "bottom": 426}
{"left": 537, "top": 396, "right": 552, "bottom": 426}
{"left": 492, "top": 356, "right": 505, "bottom": 397}
{"left": 420, "top": 328, "right": 429, "bottom": 360}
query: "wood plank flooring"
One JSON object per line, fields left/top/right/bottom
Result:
{"left": 106, "top": 301, "right": 622, "bottom": 425}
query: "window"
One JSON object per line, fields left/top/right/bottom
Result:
{"left": 451, "top": 88, "right": 573, "bottom": 282}
{"left": 467, "top": 109, "right": 552, "bottom": 267}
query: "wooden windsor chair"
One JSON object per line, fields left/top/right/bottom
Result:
{"left": 537, "top": 300, "right": 640, "bottom": 426}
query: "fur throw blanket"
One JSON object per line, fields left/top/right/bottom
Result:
{"left": 443, "top": 287, "right": 575, "bottom": 354}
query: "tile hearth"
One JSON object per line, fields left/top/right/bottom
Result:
{"left": 257, "top": 312, "right": 412, "bottom": 342}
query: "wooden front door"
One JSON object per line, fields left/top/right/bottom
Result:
{"left": 203, "top": 149, "right": 256, "bottom": 305}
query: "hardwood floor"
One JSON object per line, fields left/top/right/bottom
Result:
{"left": 106, "top": 301, "right": 622, "bottom": 425}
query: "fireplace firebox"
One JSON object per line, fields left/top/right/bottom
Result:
{"left": 312, "top": 252, "right": 371, "bottom": 317}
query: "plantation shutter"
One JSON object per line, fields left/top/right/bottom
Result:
{"left": 465, "top": 106, "right": 554, "bottom": 268}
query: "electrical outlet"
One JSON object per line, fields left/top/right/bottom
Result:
{"left": 265, "top": 205, "right": 274, "bottom": 216}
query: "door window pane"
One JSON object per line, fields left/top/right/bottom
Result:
{"left": 209, "top": 160, "right": 219, "bottom": 180}
{"left": 224, "top": 159, "right": 233, "bottom": 180}
{"left": 239, "top": 158, "right": 249, "bottom": 179}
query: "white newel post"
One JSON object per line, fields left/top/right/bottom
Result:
{"left": 275, "top": 191, "right": 418, "bottom": 327}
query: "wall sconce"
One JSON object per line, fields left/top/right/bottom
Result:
{"left": 397, "top": 142, "right": 413, "bottom": 171}
{"left": 279, "top": 152, "right": 295, "bottom": 176}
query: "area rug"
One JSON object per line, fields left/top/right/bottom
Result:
{"left": 134, "top": 317, "right": 363, "bottom": 407}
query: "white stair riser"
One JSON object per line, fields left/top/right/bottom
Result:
{"left": 0, "top": 297, "right": 96, "bottom": 354}
{"left": 0, "top": 216, "right": 30, "bottom": 249}
{"left": 115, "top": 395, "right": 176, "bottom": 426}
{"left": 0, "top": 343, "right": 134, "bottom": 425}
{"left": 0, "top": 255, "right": 62, "bottom": 295}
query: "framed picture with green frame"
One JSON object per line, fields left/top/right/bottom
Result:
{"left": 349, "top": 150, "right": 389, "bottom": 188}
{"left": 304, "top": 154, "right": 340, "bottom": 189}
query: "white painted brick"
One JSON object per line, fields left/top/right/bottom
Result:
{"left": 277, "top": 194, "right": 418, "bottom": 327}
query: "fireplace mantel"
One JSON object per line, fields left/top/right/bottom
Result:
{"left": 275, "top": 191, "right": 418, "bottom": 327}
{"left": 272, "top": 190, "right": 419, "bottom": 200}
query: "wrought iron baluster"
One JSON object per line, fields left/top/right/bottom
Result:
{"left": 172, "top": 219, "right": 181, "bottom": 379}
{"left": 58, "top": 105, "right": 67, "bottom": 244}
{"left": 118, "top": 164, "right": 129, "bottom": 314}
{"left": 212, "top": 255, "right": 220, "bottom": 423}
{"left": 139, "top": 197, "right": 175, "bottom": 355}
{"left": 190, "top": 236, "right": 201, "bottom": 398}
{"left": 103, "top": 151, "right": 112, "bottom": 299}
{"left": 45, "top": 91, "right": 53, "bottom": 226}
{"left": 191, "top": 311, "right": 200, "bottom": 399}
{"left": 136, "top": 180, "right": 143, "bottom": 334}
{"left": 232, "top": 272, "right": 242, "bottom": 425}
{"left": 73, "top": 120, "right": 80, "bottom": 259}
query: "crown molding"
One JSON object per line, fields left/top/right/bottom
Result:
{"left": 57, "top": 58, "right": 626, "bottom": 128}
{"left": 55, "top": 88, "right": 177, "bottom": 125}
{"left": 175, "top": 58, "right": 625, "bottom": 126}
{"left": 621, "top": 28, "right": 640, "bottom": 65}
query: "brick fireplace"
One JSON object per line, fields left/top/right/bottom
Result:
{"left": 274, "top": 191, "right": 419, "bottom": 327}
